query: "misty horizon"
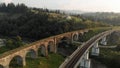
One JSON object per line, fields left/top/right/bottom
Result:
{"left": 0, "top": 0, "right": 120, "bottom": 13}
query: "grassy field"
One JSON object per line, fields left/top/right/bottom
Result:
{"left": 14, "top": 53, "right": 64, "bottom": 68}
{"left": 112, "top": 26, "right": 120, "bottom": 30}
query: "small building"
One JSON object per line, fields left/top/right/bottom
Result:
{"left": 66, "top": 15, "right": 72, "bottom": 20}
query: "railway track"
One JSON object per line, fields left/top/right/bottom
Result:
{"left": 64, "top": 32, "right": 107, "bottom": 68}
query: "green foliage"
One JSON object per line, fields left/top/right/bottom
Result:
{"left": 0, "top": 3, "right": 27, "bottom": 13}
{"left": 5, "top": 36, "right": 23, "bottom": 49}
{"left": 6, "top": 39, "right": 14, "bottom": 49}
{"left": 107, "top": 31, "right": 120, "bottom": 45}
{"left": 0, "top": 3, "right": 110, "bottom": 40}
{"left": 93, "top": 48, "right": 120, "bottom": 68}
{"left": 13, "top": 53, "right": 64, "bottom": 68}
{"left": 79, "top": 28, "right": 109, "bottom": 42}
{"left": 15, "top": 36, "right": 22, "bottom": 41}
{"left": 82, "top": 12, "right": 120, "bottom": 25}
{"left": 0, "top": 46, "right": 10, "bottom": 54}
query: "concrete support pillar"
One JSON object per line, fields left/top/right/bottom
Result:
{"left": 85, "top": 59, "right": 91, "bottom": 68}
{"left": 84, "top": 51, "right": 89, "bottom": 60}
{"left": 91, "top": 42, "right": 100, "bottom": 56}
{"left": 79, "top": 59, "right": 91, "bottom": 68}
{"left": 79, "top": 51, "right": 91, "bottom": 68}
{"left": 100, "top": 36, "right": 107, "bottom": 45}
{"left": 79, "top": 58, "right": 85, "bottom": 68}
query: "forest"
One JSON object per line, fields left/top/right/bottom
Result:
{"left": 0, "top": 3, "right": 120, "bottom": 68}
{"left": 81, "top": 12, "right": 120, "bottom": 25}
{"left": 0, "top": 3, "right": 110, "bottom": 40}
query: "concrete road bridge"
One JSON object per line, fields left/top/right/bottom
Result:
{"left": 0, "top": 28, "right": 116, "bottom": 68}
{"left": 59, "top": 30, "right": 115, "bottom": 68}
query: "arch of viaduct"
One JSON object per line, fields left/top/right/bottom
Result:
{"left": 0, "top": 29, "right": 89, "bottom": 68}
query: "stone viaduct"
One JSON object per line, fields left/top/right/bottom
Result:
{"left": 0, "top": 29, "right": 89, "bottom": 68}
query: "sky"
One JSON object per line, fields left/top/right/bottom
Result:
{"left": 0, "top": 0, "right": 120, "bottom": 12}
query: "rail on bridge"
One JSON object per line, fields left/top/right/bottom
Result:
{"left": 59, "top": 30, "right": 114, "bottom": 68}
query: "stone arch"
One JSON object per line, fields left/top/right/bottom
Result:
{"left": 72, "top": 33, "right": 79, "bottom": 41}
{"left": 0, "top": 64, "right": 4, "bottom": 68}
{"left": 78, "top": 32, "right": 84, "bottom": 42}
{"left": 9, "top": 55, "right": 23, "bottom": 68}
{"left": 84, "top": 29, "right": 89, "bottom": 33}
{"left": 58, "top": 36, "right": 70, "bottom": 48}
{"left": 84, "top": 30, "right": 90, "bottom": 34}
{"left": 48, "top": 41, "right": 55, "bottom": 53}
{"left": 25, "top": 49, "right": 37, "bottom": 59}
{"left": 38, "top": 44, "right": 46, "bottom": 57}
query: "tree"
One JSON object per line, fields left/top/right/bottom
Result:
{"left": 0, "top": 3, "right": 6, "bottom": 12}
{"left": 7, "top": 3, "right": 15, "bottom": 13}
{"left": 5, "top": 39, "right": 14, "bottom": 49}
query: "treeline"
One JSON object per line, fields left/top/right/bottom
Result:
{"left": 0, "top": 3, "right": 61, "bottom": 14}
{"left": 81, "top": 12, "right": 120, "bottom": 25}
{"left": 0, "top": 3, "right": 28, "bottom": 13}
{"left": 0, "top": 3, "right": 110, "bottom": 40}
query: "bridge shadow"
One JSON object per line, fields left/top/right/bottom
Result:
{"left": 48, "top": 41, "right": 55, "bottom": 54}
{"left": 57, "top": 37, "right": 77, "bottom": 57}
{"left": 9, "top": 56, "right": 23, "bottom": 68}
{"left": 38, "top": 45, "right": 46, "bottom": 57}
{"left": 26, "top": 49, "right": 37, "bottom": 59}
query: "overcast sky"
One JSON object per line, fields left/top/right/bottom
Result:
{"left": 0, "top": 0, "right": 120, "bottom": 12}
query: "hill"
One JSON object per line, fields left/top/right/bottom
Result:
{"left": 81, "top": 12, "right": 120, "bottom": 25}
{"left": 0, "top": 3, "right": 110, "bottom": 40}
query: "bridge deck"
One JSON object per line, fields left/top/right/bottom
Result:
{"left": 61, "top": 30, "right": 112, "bottom": 68}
